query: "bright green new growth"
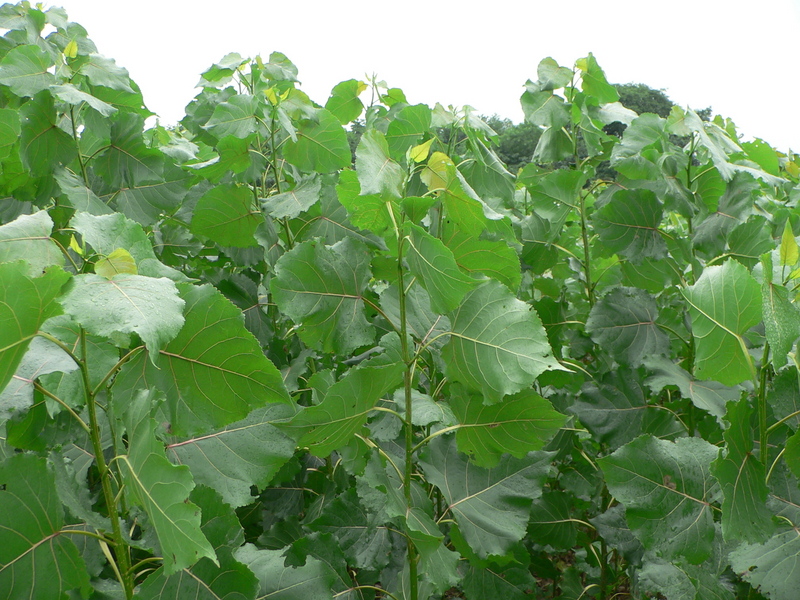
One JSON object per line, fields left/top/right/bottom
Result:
{"left": 1, "top": 3, "right": 800, "bottom": 600}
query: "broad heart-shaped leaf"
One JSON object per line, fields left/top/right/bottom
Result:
{"left": 711, "top": 397, "right": 773, "bottom": 543}
{"left": 280, "top": 361, "right": 404, "bottom": 456}
{"left": 106, "top": 161, "right": 191, "bottom": 227}
{"left": 355, "top": 128, "right": 404, "bottom": 197}
{"left": 418, "top": 435, "right": 552, "bottom": 559}
{"left": 405, "top": 222, "right": 479, "bottom": 315}
{"left": 729, "top": 529, "right": 800, "bottom": 599}
{"left": 191, "top": 183, "right": 262, "bottom": 247}
{"left": 78, "top": 53, "right": 135, "bottom": 92}
{"left": 449, "top": 385, "right": 566, "bottom": 467}
{"left": 282, "top": 107, "right": 351, "bottom": 174}
{"left": 54, "top": 167, "right": 113, "bottom": 215}
{"left": 441, "top": 225, "right": 521, "bottom": 292}
{"left": 167, "top": 403, "right": 297, "bottom": 509}
{"left": 462, "top": 562, "right": 538, "bottom": 600}
{"left": 19, "top": 90, "right": 77, "bottom": 176}
{"left": 762, "top": 253, "right": 800, "bottom": 369}
{"left": 576, "top": 53, "right": 619, "bottom": 103}
{"left": 93, "top": 112, "right": 164, "bottom": 189}
{"left": 0, "top": 44, "right": 55, "bottom": 97}
{"left": 443, "top": 280, "right": 561, "bottom": 403}
{"left": 682, "top": 259, "right": 761, "bottom": 385}
{"left": 113, "top": 283, "right": 290, "bottom": 436}
{"left": 50, "top": 83, "right": 117, "bottom": 116}
{"left": 202, "top": 94, "right": 258, "bottom": 139}
{"left": 421, "top": 152, "right": 488, "bottom": 236}
{"left": 59, "top": 272, "right": 184, "bottom": 360}
{"left": 119, "top": 389, "right": 217, "bottom": 575}
{"left": 262, "top": 174, "right": 321, "bottom": 220}
{"left": 335, "top": 168, "right": 398, "bottom": 235}
{"left": 598, "top": 435, "right": 719, "bottom": 564}
{"left": 70, "top": 211, "right": 187, "bottom": 281}
{"left": 235, "top": 544, "right": 338, "bottom": 600}
{"left": 0, "top": 210, "right": 62, "bottom": 275}
{"left": 0, "top": 263, "right": 70, "bottom": 394}
{"left": 135, "top": 486, "right": 259, "bottom": 600}
{"left": 586, "top": 286, "right": 670, "bottom": 367}
{"left": 593, "top": 189, "right": 667, "bottom": 263}
{"left": 0, "top": 454, "right": 90, "bottom": 599}
{"left": 270, "top": 237, "right": 375, "bottom": 355}
{"left": 324, "top": 78, "right": 366, "bottom": 124}
{"left": 385, "top": 103, "right": 431, "bottom": 160}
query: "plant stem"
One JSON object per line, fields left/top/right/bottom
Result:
{"left": 80, "top": 329, "right": 134, "bottom": 598}
{"left": 579, "top": 190, "right": 594, "bottom": 307}
{"left": 758, "top": 343, "right": 771, "bottom": 467}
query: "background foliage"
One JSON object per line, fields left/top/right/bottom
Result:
{"left": 1, "top": 3, "right": 800, "bottom": 600}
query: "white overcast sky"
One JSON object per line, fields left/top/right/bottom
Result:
{"left": 51, "top": 0, "right": 800, "bottom": 152}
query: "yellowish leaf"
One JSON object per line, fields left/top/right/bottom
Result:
{"left": 780, "top": 220, "right": 799, "bottom": 267}
{"left": 64, "top": 40, "right": 78, "bottom": 59}
{"left": 409, "top": 139, "right": 434, "bottom": 163}
{"left": 95, "top": 248, "right": 137, "bottom": 279}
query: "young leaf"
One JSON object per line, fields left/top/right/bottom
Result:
{"left": 94, "top": 247, "right": 137, "bottom": 278}
{"left": 780, "top": 220, "right": 799, "bottom": 267}
{"left": 681, "top": 259, "right": 761, "bottom": 385}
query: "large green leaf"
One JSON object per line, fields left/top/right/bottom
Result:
{"left": 280, "top": 361, "right": 404, "bottom": 456}
{"left": 421, "top": 152, "right": 488, "bottom": 236}
{"left": 53, "top": 167, "right": 113, "bottom": 215}
{"left": 234, "top": 544, "right": 338, "bottom": 600}
{"left": 203, "top": 94, "right": 258, "bottom": 139}
{"left": 0, "top": 262, "right": 70, "bottom": 394}
{"left": 0, "top": 44, "right": 55, "bottom": 97}
{"left": 167, "top": 403, "right": 297, "bottom": 509}
{"left": 443, "top": 280, "right": 561, "bottom": 402}
{"left": 682, "top": 259, "right": 761, "bottom": 385}
{"left": 50, "top": 83, "right": 117, "bottom": 117}
{"left": 0, "top": 210, "right": 62, "bottom": 275}
{"left": 94, "top": 112, "right": 163, "bottom": 189}
{"left": 324, "top": 78, "right": 365, "bottom": 125}
{"left": 385, "top": 103, "right": 431, "bottom": 160}
{"left": 106, "top": 161, "right": 190, "bottom": 226}
{"left": 586, "top": 286, "right": 669, "bottom": 366}
{"left": 593, "top": 189, "right": 667, "bottom": 262}
{"left": 729, "top": 529, "right": 800, "bottom": 599}
{"left": 599, "top": 435, "right": 719, "bottom": 564}
{"left": 405, "top": 222, "right": 478, "bottom": 315}
{"left": 441, "top": 225, "right": 521, "bottom": 291}
{"left": 79, "top": 53, "right": 134, "bottom": 92}
{"left": 270, "top": 237, "right": 375, "bottom": 355}
{"left": 418, "top": 435, "right": 552, "bottom": 559}
{"left": 262, "top": 174, "right": 321, "bottom": 220}
{"left": 761, "top": 253, "right": 800, "bottom": 370}
{"left": 449, "top": 386, "right": 566, "bottom": 467}
{"left": 282, "top": 108, "right": 351, "bottom": 173}
{"left": 462, "top": 562, "right": 539, "bottom": 600}
{"left": 191, "top": 183, "right": 262, "bottom": 247}
{"left": 19, "top": 90, "right": 76, "bottom": 176}
{"left": 335, "top": 168, "right": 397, "bottom": 235}
{"left": 711, "top": 397, "right": 773, "bottom": 543}
{"left": 113, "top": 283, "right": 289, "bottom": 436}
{"left": 59, "top": 272, "right": 185, "bottom": 359}
{"left": 0, "top": 454, "right": 90, "bottom": 599}
{"left": 120, "top": 390, "right": 217, "bottom": 574}
{"left": 355, "top": 128, "right": 404, "bottom": 198}
{"left": 0, "top": 107, "right": 20, "bottom": 160}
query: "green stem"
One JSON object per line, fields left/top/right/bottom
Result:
{"left": 80, "top": 330, "right": 134, "bottom": 598}
{"left": 759, "top": 343, "right": 771, "bottom": 467}
{"left": 579, "top": 191, "right": 594, "bottom": 307}
{"left": 69, "top": 106, "right": 90, "bottom": 186}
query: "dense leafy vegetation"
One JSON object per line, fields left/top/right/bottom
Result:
{"left": 2, "top": 3, "right": 800, "bottom": 599}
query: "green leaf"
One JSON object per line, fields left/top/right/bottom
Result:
{"left": 50, "top": 83, "right": 117, "bottom": 116}
{"left": 586, "top": 286, "right": 670, "bottom": 367}
{"left": 528, "top": 490, "right": 577, "bottom": 550}
{"left": 54, "top": 168, "right": 113, "bottom": 215}
{"left": 19, "top": 90, "right": 77, "bottom": 176}
{"left": 324, "top": 78, "right": 365, "bottom": 124}
{"left": 385, "top": 104, "right": 431, "bottom": 159}
{"left": 462, "top": 562, "right": 538, "bottom": 600}
{"left": 113, "top": 283, "right": 290, "bottom": 436}
{"left": 599, "top": 435, "right": 719, "bottom": 564}
{"left": 421, "top": 152, "right": 489, "bottom": 236}
{"left": 203, "top": 94, "right": 258, "bottom": 139}
{"left": 94, "top": 112, "right": 163, "bottom": 189}
{"left": 335, "top": 168, "right": 397, "bottom": 234}
{"left": 0, "top": 263, "right": 70, "bottom": 394}
{"left": 405, "top": 222, "right": 478, "bottom": 314}
{"left": 0, "top": 44, "right": 55, "bottom": 97}
{"left": 443, "top": 280, "right": 561, "bottom": 403}
{"left": 120, "top": 389, "right": 217, "bottom": 575}
{"left": 442, "top": 225, "right": 521, "bottom": 291}
{"left": 593, "top": 189, "right": 667, "bottom": 263}
{"left": 729, "top": 530, "right": 800, "bottom": 599}
{"left": 0, "top": 107, "right": 20, "bottom": 160}
{"left": 235, "top": 544, "right": 338, "bottom": 600}
{"left": 191, "top": 183, "right": 262, "bottom": 247}
{"left": 106, "top": 161, "right": 190, "bottom": 226}
{"left": 79, "top": 53, "right": 134, "bottom": 92}
{"left": 419, "top": 435, "right": 551, "bottom": 559}
{"left": 94, "top": 247, "right": 137, "bottom": 277}
{"left": 281, "top": 361, "right": 404, "bottom": 456}
{"left": 0, "top": 454, "right": 91, "bottom": 599}
{"left": 283, "top": 108, "right": 351, "bottom": 173}
{"left": 449, "top": 386, "right": 566, "bottom": 467}
{"left": 682, "top": 259, "right": 761, "bottom": 385}
{"left": 355, "top": 128, "right": 404, "bottom": 198}
{"left": 781, "top": 220, "right": 799, "bottom": 267}
{"left": 167, "top": 403, "right": 297, "bottom": 509}
{"left": 0, "top": 210, "right": 62, "bottom": 275}
{"left": 711, "top": 398, "right": 773, "bottom": 543}
{"left": 59, "top": 272, "right": 184, "bottom": 359}
{"left": 529, "top": 57, "right": 573, "bottom": 91}
{"left": 576, "top": 53, "right": 619, "bottom": 103}
{"left": 521, "top": 90, "right": 569, "bottom": 129}
{"left": 270, "top": 237, "right": 375, "bottom": 355}
{"left": 762, "top": 252, "right": 800, "bottom": 370}
{"left": 532, "top": 126, "right": 573, "bottom": 163}
{"left": 262, "top": 174, "right": 321, "bottom": 220}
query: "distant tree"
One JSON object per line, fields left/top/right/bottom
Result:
{"left": 484, "top": 115, "right": 542, "bottom": 173}
{"left": 605, "top": 83, "right": 712, "bottom": 137}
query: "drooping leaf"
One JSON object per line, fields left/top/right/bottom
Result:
{"left": 421, "top": 152, "right": 489, "bottom": 236}
{"left": 586, "top": 286, "right": 669, "bottom": 366}
{"left": 419, "top": 435, "right": 552, "bottom": 559}
{"left": 94, "top": 112, "right": 164, "bottom": 189}
{"left": 593, "top": 189, "right": 667, "bottom": 263}
{"left": 113, "top": 283, "right": 289, "bottom": 436}
{"left": 528, "top": 490, "right": 578, "bottom": 550}
{"left": 443, "top": 280, "right": 561, "bottom": 403}
{"left": 599, "top": 435, "right": 719, "bottom": 564}
{"left": 105, "top": 161, "right": 191, "bottom": 226}
{"left": 167, "top": 403, "right": 297, "bottom": 509}
{"left": 0, "top": 454, "right": 91, "bottom": 599}
{"left": 283, "top": 108, "right": 351, "bottom": 173}
{"left": 280, "top": 361, "right": 404, "bottom": 456}
{"left": 119, "top": 390, "right": 217, "bottom": 575}
{"left": 54, "top": 168, "right": 113, "bottom": 215}
{"left": 50, "top": 83, "right": 117, "bottom": 116}
{"left": 270, "top": 237, "right": 375, "bottom": 355}
{"left": 682, "top": 259, "right": 761, "bottom": 385}
{"left": 449, "top": 386, "right": 566, "bottom": 467}
{"left": 191, "top": 183, "right": 262, "bottom": 247}
{"left": 0, "top": 262, "right": 70, "bottom": 394}
{"left": 0, "top": 107, "right": 20, "bottom": 160}
{"left": 262, "top": 174, "right": 321, "bottom": 220}
{"left": 711, "top": 398, "right": 773, "bottom": 543}
{"left": 0, "top": 210, "right": 62, "bottom": 275}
